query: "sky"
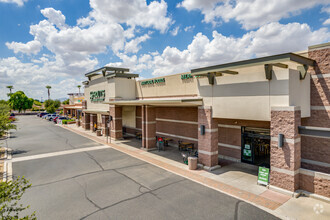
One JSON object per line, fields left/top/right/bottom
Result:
{"left": 0, "top": 0, "right": 329, "bottom": 101}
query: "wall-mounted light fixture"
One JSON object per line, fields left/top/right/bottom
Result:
{"left": 278, "top": 134, "right": 284, "bottom": 148}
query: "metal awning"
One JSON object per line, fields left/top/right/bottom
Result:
{"left": 191, "top": 53, "right": 315, "bottom": 83}
{"left": 103, "top": 97, "right": 203, "bottom": 106}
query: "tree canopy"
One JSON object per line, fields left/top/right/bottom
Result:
{"left": 62, "top": 99, "right": 69, "bottom": 105}
{"left": 7, "top": 91, "right": 34, "bottom": 113}
{"left": 44, "top": 99, "right": 61, "bottom": 113}
{"left": 0, "top": 102, "right": 16, "bottom": 137}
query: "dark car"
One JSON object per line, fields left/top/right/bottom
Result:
{"left": 39, "top": 112, "right": 48, "bottom": 117}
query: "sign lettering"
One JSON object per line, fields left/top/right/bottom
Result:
{"left": 90, "top": 90, "right": 105, "bottom": 102}
{"left": 141, "top": 78, "right": 165, "bottom": 85}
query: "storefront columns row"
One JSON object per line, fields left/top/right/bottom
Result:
{"left": 141, "top": 105, "right": 156, "bottom": 150}
{"left": 198, "top": 106, "right": 220, "bottom": 170}
{"left": 270, "top": 106, "right": 301, "bottom": 192}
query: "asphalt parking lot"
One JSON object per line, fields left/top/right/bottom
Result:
{"left": 8, "top": 116, "right": 278, "bottom": 220}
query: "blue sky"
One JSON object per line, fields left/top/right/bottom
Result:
{"left": 0, "top": 0, "right": 329, "bottom": 100}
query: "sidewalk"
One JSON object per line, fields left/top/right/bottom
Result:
{"left": 62, "top": 124, "right": 330, "bottom": 220}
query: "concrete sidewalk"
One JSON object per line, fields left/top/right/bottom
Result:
{"left": 62, "top": 124, "right": 330, "bottom": 220}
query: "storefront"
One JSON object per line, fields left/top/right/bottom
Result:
{"left": 80, "top": 42, "right": 330, "bottom": 198}
{"left": 241, "top": 127, "right": 270, "bottom": 167}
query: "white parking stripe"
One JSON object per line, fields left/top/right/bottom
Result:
{"left": 11, "top": 145, "right": 110, "bottom": 163}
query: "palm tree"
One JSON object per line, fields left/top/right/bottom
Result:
{"left": 77, "top": 85, "right": 81, "bottom": 94}
{"left": 46, "top": 85, "right": 51, "bottom": 100}
{"left": 6, "top": 85, "right": 13, "bottom": 94}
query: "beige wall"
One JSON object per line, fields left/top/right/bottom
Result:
{"left": 136, "top": 73, "right": 198, "bottom": 98}
{"left": 84, "top": 75, "right": 137, "bottom": 111}
{"left": 198, "top": 64, "right": 310, "bottom": 121}
{"left": 122, "top": 106, "right": 136, "bottom": 127}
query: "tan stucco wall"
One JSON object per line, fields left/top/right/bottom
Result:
{"left": 198, "top": 64, "right": 310, "bottom": 121}
{"left": 122, "top": 106, "right": 136, "bottom": 127}
{"left": 84, "top": 75, "right": 136, "bottom": 111}
{"left": 136, "top": 73, "right": 198, "bottom": 98}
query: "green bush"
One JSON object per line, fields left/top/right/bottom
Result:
{"left": 0, "top": 176, "right": 36, "bottom": 219}
{"left": 61, "top": 119, "right": 75, "bottom": 124}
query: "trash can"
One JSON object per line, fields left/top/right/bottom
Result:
{"left": 96, "top": 129, "right": 102, "bottom": 136}
{"left": 188, "top": 156, "right": 198, "bottom": 170}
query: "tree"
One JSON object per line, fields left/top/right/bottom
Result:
{"left": 45, "top": 85, "right": 51, "bottom": 100}
{"left": 33, "top": 100, "right": 42, "bottom": 106}
{"left": 44, "top": 99, "right": 61, "bottom": 113}
{"left": 0, "top": 176, "right": 36, "bottom": 219}
{"left": 62, "top": 99, "right": 69, "bottom": 105}
{"left": 6, "top": 86, "right": 13, "bottom": 95}
{"left": 0, "top": 103, "right": 16, "bottom": 137}
{"left": 77, "top": 85, "right": 81, "bottom": 94}
{"left": 7, "top": 91, "right": 34, "bottom": 113}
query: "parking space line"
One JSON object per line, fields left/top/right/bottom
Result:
{"left": 11, "top": 145, "right": 110, "bottom": 163}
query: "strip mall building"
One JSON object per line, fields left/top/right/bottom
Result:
{"left": 81, "top": 43, "right": 330, "bottom": 198}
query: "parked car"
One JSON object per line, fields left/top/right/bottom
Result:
{"left": 9, "top": 113, "right": 15, "bottom": 121}
{"left": 45, "top": 114, "right": 56, "bottom": 120}
{"left": 53, "top": 116, "right": 59, "bottom": 123}
{"left": 56, "top": 116, "right": 69, "bottom": 124}
{"left": 39, "top": 113, "right": 48, "bottom": 118}
{"left": 48, "top": 114, "right": 59, "bottom": 121}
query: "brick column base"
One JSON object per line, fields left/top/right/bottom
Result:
{"left": 101, "top": 115, "right": 109, "bottom": 136}
{"left": 109, "top": 105, "right": 123, "bottom": 139}
{"left": 270, "top": 106, "right": 301, "bottom": 192}
{"left": 142, "top": 106, "right": 156, "bottom": 150}
{"left": 82, "top": 113, "right": 90, "bottom": 130}
{"left": 198, "top": 106, "right": 220, "bottom": 171}
{"left": 90, "top": 114, "right": 97, "bottom": 132}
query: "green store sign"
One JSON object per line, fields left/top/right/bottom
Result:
{"left": 141, "top": 78, "right": 165, "bottom": 85}
{"left": 181, "top": 73, "right": 193, "bottom": 79}
{"left": 90, "top": 90, "right": 105, "bottom": 102}
{"left": 257, "top": 167, "right": 269, "bottom": 185}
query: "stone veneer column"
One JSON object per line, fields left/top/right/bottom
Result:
{"left": 82, "top": 113, "right": 90, "bottom": 130}
{"left": 270, "top": 106, "right": 301, "bottom": 192}
{"left": 142, "top": 106, "right": 156, "bottom": 150}
{"left": 198, "top": 106, "right": 220, "bottom": 170}
{"left": 101, "top": 115, "right": 110, "bottom": 136}
{"left": 109, "top": 105, "right": 123, "bottom": 139}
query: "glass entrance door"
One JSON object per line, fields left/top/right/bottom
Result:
{"left": 241, "top": 127, "right": 270, "bottom": 167}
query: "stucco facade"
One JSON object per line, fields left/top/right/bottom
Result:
{"left": 80, "top": 43, "right": 330, "bottom": 198}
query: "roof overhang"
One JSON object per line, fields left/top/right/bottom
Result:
{"left": 103, "top": 97, "right": 203, "bottom": 107}
{"left": 191, "top": 53, "right": 315, "bottom": 84}
{"left": 83, "top": 109, "right": 110, "bottom": 114}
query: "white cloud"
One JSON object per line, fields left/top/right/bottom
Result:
{"left": 0, "top": 57, "right": 84, "bottom": 100}
{"left": 89, "top": 0, "right": 172, "bottom": 33}
{"left": 0, "top": 0, "right": 27, "bottom": 6}
{"left": 322, "top": 6, "right": 330, "bottom": 25}
{"left": 184, "top": 25, "right": 195, "bottom": 32}
{"left": 124, "top": 33, "right": 151, "bottom": 53}
{"left": 109, "top": 22, "right": 330, "bottom": 76}
{"left": 170, "top": 26, "right": 180, "bottom": 36}
{"left": 324, "top": 19, "right": 330, "bottom": 25}
{"left": 40, "top": 8, "right": 67, "bottom": 29}
{"left": 6, "top": 40, "right": 42, "bottom": 55}
{"left": 178, "top": 0, "right": 329, "bottom": 29}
